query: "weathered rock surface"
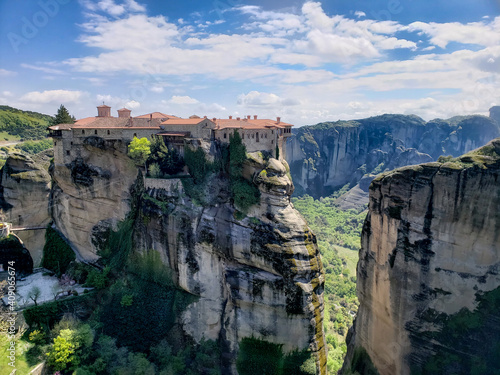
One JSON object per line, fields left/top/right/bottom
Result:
{"left": 0, "top": 152, "right": 52, "bottom": 266}
{"left": 135, "top": 155, "right": 327, "bottom": 374}
{"left": 50, "top": 139, "right": 138, "bottom": 261}
{"left": 343, "top": 138, "right": 500, "bottom": 374}
{"left": 287, "top": 112, "right": 499, "bottom": 200}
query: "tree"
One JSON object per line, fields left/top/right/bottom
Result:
{"left": 128, "top": 137, "right": 151, "bottom": 169}
{"left": 28, "top": 286, "right": 41, "bottom": 306}
{"left": 46, "top": 329, "right": 80, "bottom": 372}
{"left": 53, "top": 104, "right": 75, "bottom": 125}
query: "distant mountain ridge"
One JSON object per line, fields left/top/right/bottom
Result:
{"left": 0, "top": 105, "right": 53, "bottom": 140}
{"left": 286, "top": 110, "right": 500, "bottom": 201}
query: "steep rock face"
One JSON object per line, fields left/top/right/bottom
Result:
{"left": 287, "top": 113, "right": 499, "bottom": 198}
{"left": 135, "top": 156, "right": 327, "bottom": 374}
{"left": 0, "top": 152, "right": 51, "bottom": 266}
{"left": 50, "top": 138, "right": 138, "bottom": 261}
{"left": 343, "top": 139, "right": 500, "bottom": 375}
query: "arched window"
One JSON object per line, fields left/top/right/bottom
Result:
{"left": 82, "top": 130, "right": 85, "bottom": 134}
{"left": 107, "top": 130, "right": 110, "bottom": 135}
{"left": 94, "top": 129, "right": 98, "bottom": 135}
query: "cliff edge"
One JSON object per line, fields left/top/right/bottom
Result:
{"left": 343, "top": 138, "right": 500, "bottom": 374}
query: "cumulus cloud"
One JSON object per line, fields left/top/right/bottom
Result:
{"left": 354, "top": 11, "right": 366, "bottom": 18}
{"left": 408, "top": 17, "right": 500, "bottom": 48}
{"left": 125, "top": 100, "right": 140, "bottom": 109}
{"left": 170, "top": 95, "right": 199, "bottom": 105}
{"left": 20, "top": 90, "right": 84, "bottom": 104}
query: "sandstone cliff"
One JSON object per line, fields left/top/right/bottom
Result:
{"left": 48, "top": 137, "right": 327, "bottom": 374}
{"left": 343, "top": 138, "right": 500, "bottom": 374}
{"left": 50, "top": 138, "right": 138, "bottom": 261}
{"left": 0, "top": 151, "right": 52, "bottom": 266}
{"left": 287, "top": 112, "right": 499, "bottom": 200}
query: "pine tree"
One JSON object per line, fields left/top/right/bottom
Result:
{"left": 53, "top": 104, "right": 75, "bottom": 125}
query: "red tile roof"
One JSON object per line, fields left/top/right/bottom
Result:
{"left": 161, "top": 118, "right": 210, "bottom": 125}
{"left": 215, "top": 118, "right": 292, "bottom": 130}
{"left": 134, "top": 112, "right": 179, "bottom": 119}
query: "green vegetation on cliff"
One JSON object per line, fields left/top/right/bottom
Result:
{"left": 236, "top": 337, "right": 316, "bottom": 375}
{"left": 412, "top": 286, "right": 500, "bottom": 375}
{"left": 41, "top": 226, "right": 76, "bottom": 276}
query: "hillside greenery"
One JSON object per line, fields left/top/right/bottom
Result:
{"left": 0, "top": 105, "right": 53, "bottom": 140}
{"left": 292, "top": 193, "right": 366, "bottom": 374}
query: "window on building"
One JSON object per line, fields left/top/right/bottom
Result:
{"left": 82, "top": 130, "right": 85, "bottom": 134}
{"left": 134, "top": 133, "right": 137, "bottom": 137}
{"left": 256, "top": 132, "right": 259, "bottom": 142}
{"left": 272, "top": 130, "right": 274, "bottom": 134}
{"left": 265, "top": 133, "right": 267, "bottom": 138}
{"left": 107, "top": 130, "right": 110, "bottom": 135}
{"left": 242, "top": 133, "right": 244, "bottom": 139}
{"left": 271, "top": 140, "right": 274, "bottom": 144}
{"left": 66, "top": 150, "right": 70, "bottom": 156}
{"left": 94, "top": 129, "right": 98, "bottom": 135}
{"left": 224, "top": 133, "right": 227, "bottom": 139}
{"left": 54, "top": 141, "right": 57, "bottom": 146}
{"left": 70, "top": 142, "right": 73, "bottom": 145}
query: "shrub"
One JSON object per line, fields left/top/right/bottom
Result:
{"left": 184, "top": 146, "right": 211, "bottom": 183}
{"left": 148, "top": 163, "right": 162, "bottom": 178}
{"left": 148, "top": 135, "right": 185, "bottom": 175}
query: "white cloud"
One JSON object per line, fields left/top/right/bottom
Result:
{"left": 2, "top": 91, "right": 13, "bottom": 97}
{"left": 0, "top": 68, "right": 17, "bottom": 77}
{"left": 80, "top": 0, "right": 146, "bottom": 16}
{"left": 125, "top": 100, "right": 140, "bottom": 109}
{"left": 21, "top": 63, "right": 67, "bottom": 75}
{"left": 20, "top": 90, "right": 84, "bottom": 104}
{"left": 408, "top": 17, "right": 500, "bottom": 48}
{"left": 237, "top": 91, "right": 300, "bottom": 107}
{"left": 354, "top": 11, "right": 366, "bottom": 18}
{"left": 150, "top": 86, "right": 164, "bottom": 93}
{"left": 170, "top": 95, "right": 199, "bottom": 105}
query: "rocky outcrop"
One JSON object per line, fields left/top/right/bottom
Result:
{"left": 48, "top": 136, "right": 327, "bottom": 373}
{"left": 0, "top": 152, "right": 52, "bottom": 266}
{"left": 287, "top": 112, "right": 499, "bottom": 199}
{"left": 343, "top": 138, "right": 500, "bottom": 374}
{"left": 135, "top": 154, "right": 327, "bottom": 374}
{"left": 50, "top": 138, "right": 138, "bottom": 261}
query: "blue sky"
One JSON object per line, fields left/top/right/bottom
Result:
{"left": 0, "top": 0, "right": 499, "bottom": 125}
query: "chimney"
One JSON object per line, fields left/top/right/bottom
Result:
{"left": 117, "top": 108, "right": 131, "bottom": 118}
{"left": 204, "top": 115, "right": 207, "bottom": 119}
{"left": 229, "top": 115, "right": 232, "bottom": 119}
{"left": 212, "top": 117, "right": 216, "bottom": 122}
{"left": 236, "top": 117, "right": 241, "bottom": 121}
{"left": 150, "top": 114, "right": 153, "bottom": 121}
{"left": 97, "top": 105, "right": 111, "bottom": 117}
{"left": 247, "top": 115, "right": 251, "bottom": 119}
{"left": 254, "top": 115, "right": 257, "bottom": 120}
{"left": 276, "top": 116, "right": 281, "bottom": 124}
{"left": 243, "top": 117, "right": 247, "bottom": 122}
